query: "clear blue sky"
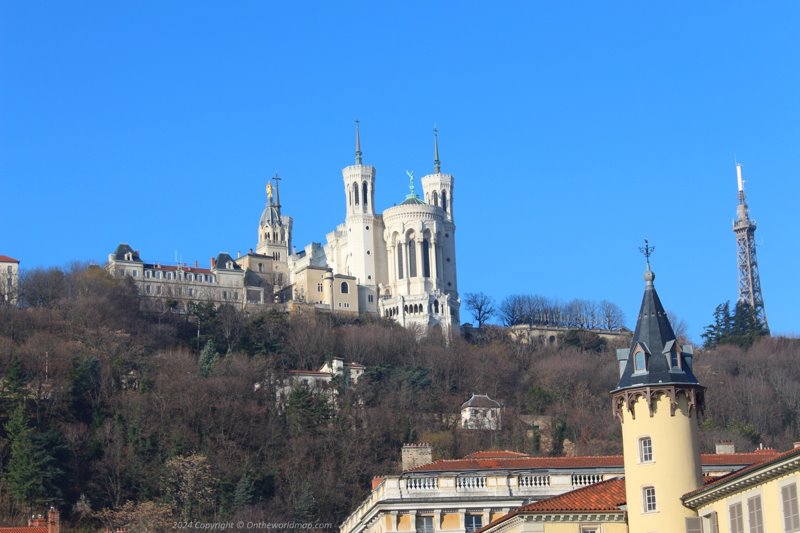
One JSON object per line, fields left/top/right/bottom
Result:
{"left": 1, "top": 2, "right": 798, "bottom": 340}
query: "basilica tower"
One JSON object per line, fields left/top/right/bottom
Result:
{"left": 256, "top": 174, "right": 292, "bottom": 262}
{"left": 339, "top": 121, "right": 386, "bottom": 312}
{"left": 379, "top": 128, "right": 459, "bottom": 337}
{"left": 611, "top": 249, "right": 704, "bottom": 532}
{"left": 420, "top": 127, "right": 458, "bottom": 305}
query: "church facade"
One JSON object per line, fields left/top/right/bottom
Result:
{"left": 106, "top": 125, "right": 460, "bottom": 337}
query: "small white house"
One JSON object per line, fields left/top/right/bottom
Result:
{"left": 461, "top": 393, "right": 501, "bottom": 430}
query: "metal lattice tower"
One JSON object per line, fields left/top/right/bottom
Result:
{"left": 733, "top": 163, "right": 769, "bottom": 332}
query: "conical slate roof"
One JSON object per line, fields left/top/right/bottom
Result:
{"left": 613, "top": 266, "right": 701, "bottom": 391}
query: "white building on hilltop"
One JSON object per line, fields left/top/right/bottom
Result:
{"left": 288, "top": 124, "right": 460, "bottom": 336}
{"left": 106, "top": 124, "right": 460, "bottom": 337}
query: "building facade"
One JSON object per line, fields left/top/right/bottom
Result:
{"left": 106, "top": 125, "right": 460, "bottom": 337}
{"left": 339, "top": 446, "right": 777, "bottom": 533}
{"left": 0, "top": 255, "right": 19, "bottom": 305}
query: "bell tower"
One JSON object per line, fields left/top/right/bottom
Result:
{"left": 421, "top": 127, "right": 455, "bottom": 222}
{"left": 421, "top": 127, "right": 458, "bottom": 309}
{"left": 341, "top": 121, "right": 383, "bottom": 312}
{"left": 256, "top": 174, "right": 292, "bottom": 262}
{"left": 611, "top": 243, "right": 704, "bottom": 533}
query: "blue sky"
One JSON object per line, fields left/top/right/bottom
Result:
{"left": 1, "top": 2, "right": 798, "bottom": 340}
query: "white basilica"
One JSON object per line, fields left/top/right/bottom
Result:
{"left": 107, "top": 124, "right": 460, "bottom": 337}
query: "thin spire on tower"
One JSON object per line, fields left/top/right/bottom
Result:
{"left": 355, "top": 119, "right": 362, "bottom": 165}
{"left": 433, "top": 125, "right": 441, "bottom": 173}
{"left": 273, "top": 173, "right": 282, "bottom": 211}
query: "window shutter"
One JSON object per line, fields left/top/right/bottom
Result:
{"left": 685, "top": 516, "right": 702, "bottom": 533}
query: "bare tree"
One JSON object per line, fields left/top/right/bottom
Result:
{"left": 465, "top": 292, "right": 496, "bottom": 328}
{"left": 499, "top": 295, "right": 526, "bottom": 326}
{"left": 599, "top": 300, "right": 625, "bottom": 330}
{"left": 667, "top": 310, "right": 690, "bottom": 345}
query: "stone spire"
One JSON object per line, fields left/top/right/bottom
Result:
{"left": 355, "top": 119, "right": 363, "bottom": 165}
{"left": 433, "top": 126, "right": 441, "bottom": 174}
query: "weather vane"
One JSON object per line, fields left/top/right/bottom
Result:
{"left": 639, "top": 239, "right": 655, "bottom": 266}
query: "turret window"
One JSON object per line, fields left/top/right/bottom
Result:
{"left": 362, "top": 181, "right": 368, "bottom": 205}
{"left": 634, "top": 350, "right": 647, "bottom": 373}
{"left": 340, "top": 282, "right": 349, "bottom": 294}
{"left": 442, "top": 190, "right": 447, "bottom": 212}
{"left": 642, "top": 486, "right": 657, "bottom": 512}
{"left": 353, "top": 182, "right": 359, "bottom": 205}
{"left": 639, "top": 437, "right": 653, "bottom": 463}
{"left": 669, "top": 347, "right": 681, "bottom": 369}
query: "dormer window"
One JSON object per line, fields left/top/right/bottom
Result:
{"left": 634, "top": 350, "right": 647, "bottom": 372}
{"left": 226, "top": 261, "right": 233, "bottom": 269}
{"left": 124, "top": 252, "right": 132, "bottom": 261}
{"left": 669, "top": 347, "right": 681, "bottom": 369}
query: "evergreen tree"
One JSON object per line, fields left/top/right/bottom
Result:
{"left": 702, "top": 300, "right": 767, "bottom": 349}
{"left": 3, "top": 354, "right": 28, "bottom": 401}
{"left": 198, "top": 340, "right": 218, "bottom": 378}
{"left": 5, "top": 403, "right": 49, "bottom": 511}
{"left": 233, "top": 470, "right": 256, "bottom": 509}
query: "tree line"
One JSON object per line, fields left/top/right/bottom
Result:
{"left": 465, "top": 292, "right": 626, "bottom": 331}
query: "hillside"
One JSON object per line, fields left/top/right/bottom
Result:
{"left": 0, "top": 265, "right": 798, "bottom": 530}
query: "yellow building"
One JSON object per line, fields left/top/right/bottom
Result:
{"left": 683, "top": 445, "right": 800, "bottom": 533}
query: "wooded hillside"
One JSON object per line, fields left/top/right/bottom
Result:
{"left": 0, "top": 265, "right": 797, "bottom": 530}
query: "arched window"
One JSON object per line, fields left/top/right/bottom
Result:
{"left": 340, "top": 281, "right": 349, "bottom": 294}
{"left": 280, "top": 229, "right": 285, "bottom": 242}
{"left": 442, "top": 190, "right": 448, "bottom": 213}
{"left": 362, "top": 181, "right": 368, "bottom": 206}
{"left": 433, "top": 191, "right": 439, "bottom": 206}
{"left": 434, "top": 300, "right": 439, "bottom": 314}
{"left": 422, "top": 239, "right": 431, "bottom": 277}
{"left": 408, "top": 238, "right": 417, "bottom": 278}
{"left": 353, "top": 182, "right": 359, "bottom": 205}
{"left": 396, "top": 243, "right": 404, "bottom": 279}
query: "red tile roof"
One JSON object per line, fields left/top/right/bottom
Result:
{"left": 519, "top": 477, "right": 627, "bottom": 513}
{"left": 407, "top": 450, "right": 781, "bottom": 472}
{"left": 0, "top": 256, "right": 19, "bottom": 263}
{"left": 478, "top": 478, "right": 626, "bottom": 532}
{"left": 684, "top": 446, "right": 800, "bottom": 500}
{"left": 464, "top": 450, "right": 530, "bottom": 459}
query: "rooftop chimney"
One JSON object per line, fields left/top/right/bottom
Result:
{"left": 47, "top": 506, "right": 60, "bottom": 533}
{"left": 715, "top": 441, "right": 736, "bottom": 454}
{"left": 210, "top": 257, "right": 216, "bottom": 268}
{"left": 401, "top": 443, "right": 433, "bottom": 471}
